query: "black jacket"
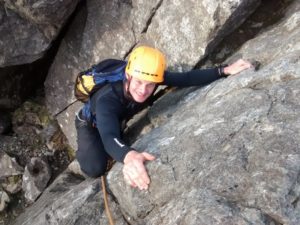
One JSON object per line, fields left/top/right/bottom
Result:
{"left": 89, "top": 67, "right": 222, "bottom": 162}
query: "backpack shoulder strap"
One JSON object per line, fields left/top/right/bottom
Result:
{"left": 81, "top": 60, "right": 127, "bottom": 125}
{"left": 92, "top": 59, "right": 127, "bottom": 73}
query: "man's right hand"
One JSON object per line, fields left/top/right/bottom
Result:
{"left": 123, "top": 150, "right": 155, "bottom": 190}
{"left": 224, "top": 59, "right": 253, "bottom": 76}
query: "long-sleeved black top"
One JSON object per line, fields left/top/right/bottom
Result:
{"left": 89, "top": 68, "right": 222, "bottom": 162}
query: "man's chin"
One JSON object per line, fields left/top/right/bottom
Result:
{"left": 133, "top": 95, "right": 148, "bottom": 103}
{"left": 134, "top": 98, "right": 146, "bottom": 103}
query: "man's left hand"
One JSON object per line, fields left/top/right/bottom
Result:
{"left": 123, "top": 150, "right": 155, "bottom": 190}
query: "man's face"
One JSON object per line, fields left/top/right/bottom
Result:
{"left": 127, "top": 76, "right": 156, "bottom": 103}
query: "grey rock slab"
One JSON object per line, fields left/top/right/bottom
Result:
{"left": 0, "top": 151, "right": 23, "bottom": 178}
{"left": 0, "top": 0, "right": 79, "bottom": 67}
{"left": 107, "top": 2, "right": 300, "bottom": 224}
{"left": 145, "top": 0, "right": 261, "bottom": 71}
{"left": 22, "top": 157, "right": 52, "bottom": 203}
{"left": 45, "top": 0, "right": 136, "bottom": 116}
{"left": 0, "top": 5, "right": 48, "bottom": 66}
{"left": 13, "top": 171, "right": 126, "bottom": 225}
{"left": 0, "top": 191, "right": 10, "bottom": 212}
{"left": 56, "top": 101, "right": 83, "bottom": 150}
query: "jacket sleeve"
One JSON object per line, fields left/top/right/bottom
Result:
{"left": 162, "top": 67, "right": 222, "bottom": 87}
{"left": 95, "top": 93, "right": 131, "bottom": 163}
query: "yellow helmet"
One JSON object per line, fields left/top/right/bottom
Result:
{"left": 125, "top": 46, "right": 166, "bottom": 83}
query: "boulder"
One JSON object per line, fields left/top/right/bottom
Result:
{"left": 0, "top": 0, "right": 80, "bottom": 67}
{"left": 0, "top": 152, "right": 23, "bottom": 178}
{"left": 2, "top": 175, "right": 23, "bottom": 194}
{"left": 22, "top": 157, "right": 51, "bottom": 203}
{"left": 44, "top": 0, "right": 136, "bottom": 118}
{"left": 13, "top": 172, "right": 126, "bottom": 225}
{"left": 8, "top": 100, "right": 71, "bottom": 166}
{"left": 107, "top": 1, "right": 300, "bottom": 224}
{"left": 0, "top": 191, "right": 10, "bottom": 212}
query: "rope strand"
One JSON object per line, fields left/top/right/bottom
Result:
{"left": 101, "top": 176, "right": 115, "bottom": 225}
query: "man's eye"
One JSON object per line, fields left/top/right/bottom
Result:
{"left": 147, "top": 84, "right": 155, "bottom": 88}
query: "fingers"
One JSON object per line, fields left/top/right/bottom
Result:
{"left": 141, "top": 152, "right": 156, "bottom": 161}
{"left": 123, "top": 160, "right": 150, "bottom": 190}
{"left": 228, "top": 59, "right": 253, "bottom": 75}
{"left": 234, "top": 59, "right": 250, "bottom": 68}
{"left": 123, "top": 171, "right": 137, "bottom": 188}
{"left": 239, "top": 59, "right": 253, "bottom": 69}
{"left": 243, "top": 61, "right": 253, "bottom": 69}
{"left": 123, "top": 151, "right": 155, "bottom": 190}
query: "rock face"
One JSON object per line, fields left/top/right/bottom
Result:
{"left": 0, "top": 100, "right": 72, "bottom": 223}
{"left": 0, "top": 152, "right": 23, "bottom": 212}
{"left": 0, "top": 152, "right": 23, "bottom": 178}
{"left": 44, "top": 0, "right": 261, "bottom": 151}
{"left": 0, "top": 0, "right": 79, "bottom": 67}
{"left": 107, "top": 2, "right": 300, "bottom": 224}
{"left": 13, "top": 172, "right": 127, "bottom": 225}
{"left": 0, "top": 191, "right": 10, "bottom": 212}
{"left": 22, "top": 157, "right": 51, "bottom": 203}
{"left": 7, "top": 1, "right": 300, "bottom": 225}
{"left": 145, "top": 0, "right": 261, "bottom": 70}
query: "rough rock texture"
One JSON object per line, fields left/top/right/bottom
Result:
{"left": 0, "top": 151, "right": 22, "bottom": 213}
{"left": 145, "top": 0, "right": 261, "bottom": 71}
{"left": 0, "top": 0, "right": 79, "bottom": 67}
{"left": 0, "top": 152, "right": 23, "bottom": 178}
{"left": 22, "top": 157, "right": 51, "bottom": 203}
{"left": 0, "top": 100, "right": 72, "bottom": 224}
{"left": 56, "top": 101, "right": 82, "bottom": 153}
{"left": 7, "top": 100, "right": 72, "bottom": 170}
{"left": 2, "top": 175, "right": 23, "bottom": 194}
{"left": 44, "top": 0, "right": 135, "bottom": 117}
{"left": 13, "top": 172, "right": 127, "bottom": 225}
{"left": 107, "top": 2, "right": 300, "bottom": 224}
{"left": 8, "top": 1, "right": 300, "bottom": 225}
{"left": 0, "top": 191, "right": 10, "bottom": 212}
{"left": 44, "top": 0, "right": 260, "bottom": 151}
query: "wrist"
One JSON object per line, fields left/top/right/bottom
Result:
{"left": 217, "top": 64, "right": 229, "bottom": 77}
{"left": 223, "top": 66, "right": 230, "bottom": 76}
{"left": 124, "top": 150, "right": 137, "bottom": 164}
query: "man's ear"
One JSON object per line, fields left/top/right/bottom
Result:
{"left": 125, "top": 73, "right": 132, "bottom": 81}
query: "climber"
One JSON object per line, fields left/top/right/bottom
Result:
{"left": 75, "top": 45, "right": 253, "bottom": 190}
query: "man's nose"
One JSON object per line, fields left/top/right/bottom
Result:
{"left": 139, "top": 85, "right": 147, "bottom": 94}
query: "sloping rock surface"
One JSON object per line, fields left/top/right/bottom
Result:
{"left": 13, "top": 172, "right": 126, "bottom": 225}
{"left": 10, "top": 1, "right": 300, "bottom": 225}
{"left": 107, "top": 2, "right": 300, "bottom": 224}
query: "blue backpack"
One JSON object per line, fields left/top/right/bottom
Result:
{"left": 74, "top": 59, "right": 127, "bottom": 102}
{"left": 74, "top": 59, "right": 127, "bottom": 125}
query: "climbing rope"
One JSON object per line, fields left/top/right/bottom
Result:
{"left": 101, "top": 175, "right": 115, "bottom": 225}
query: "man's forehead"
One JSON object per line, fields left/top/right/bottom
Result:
{"left": 129, "top": 74, "right": 156, "bottom": 85}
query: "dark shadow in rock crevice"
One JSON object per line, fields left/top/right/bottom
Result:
{"left": 196, "top": 0, "right": 296, "bottom": 67}
{"left": 0, "top": 0, "right": 87, "bottom": 112}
